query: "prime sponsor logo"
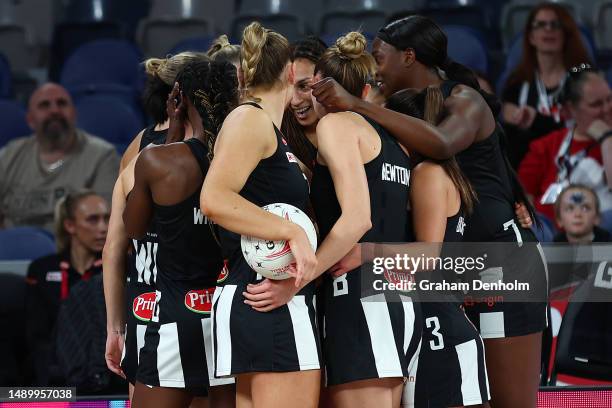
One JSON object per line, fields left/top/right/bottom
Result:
{"left": 184, "top": 288, "right": 215, "bottom": 314}
{"left": 132, "top": 291, "right": 156, "bottom": 322}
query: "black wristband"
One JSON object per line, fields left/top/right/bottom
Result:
{"left": 599, "top": 130, "right": 612, "bottom": 144}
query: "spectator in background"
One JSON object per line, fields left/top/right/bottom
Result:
{"left": 553, "top": 184, "right": 610, "bottom": 243}
{"left": 519, "top": 66, "right": 612, "bottom": 224}
{"left": 25, "top": 190, "right": 109, "bottom": 385}
{"left": 0, "top": 83, "right": 119, "bottom": 232}
{"left": 502, "top": 2, "right": 591, "bottom": 168}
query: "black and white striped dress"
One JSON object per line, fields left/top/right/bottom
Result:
{"left": 121, "top": 125, "right": 165, "bottom": 385}
{"left": 212, "top": 102, "right": 321, "bottom": 376}
{"left": 135, "top": 138, "right": 233, "bottom": 390}
{"left": 310, "top": 114, "right": 422, "bottom": 386}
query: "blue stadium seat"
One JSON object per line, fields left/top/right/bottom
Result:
{"left": 76, "top": 95, "right": 144, "bottom": 146}
{"left": 0, "top": 227, "right": 56, "bottom": 260}
{"left": 167, "top": 36, "right": 214, "bottom": 55}
{"left": 0, "top": 99, "right": 31, "bottom": 147}
{"left": 443, "top": 25, "right": 489, "bottom": 74}
{"left": 60, "top": 39, "right": 144, "bottom": 91}
{"left": 68, "top": 83, "right": 144, "bottom": 125}
{"left": 48, "top": 21, "right": 126, "bottom": 82}
{"left": 0, "top": 52, "right": 12, "bottom": 98}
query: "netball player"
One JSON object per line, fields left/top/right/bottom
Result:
{"left": 200, "top": 22, "right": 320, "bottom": 408}
{"left": 103, "top": 52, "right": 208, "bottom": 398}
{"left": 122, "top": 59, "right": 238, "bottom": 408}
{"left": 385, "top": 87, "right": 490, "bottom": 408}
{"left": 281, "top": 36, "right": 327, "bottom": 171}
{"left": 312, "top": 16, "right": 548, "bottom": 408}
{"left": 244, "top": 32, "right": 421, "bottom": 408}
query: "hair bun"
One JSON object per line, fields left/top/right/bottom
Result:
{"left": 335, "top": 32, "right": 367, "bottom": 60}
{"left": 144, "top": 57, "right": 167, "bottom": 76}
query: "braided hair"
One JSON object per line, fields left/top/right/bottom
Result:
{"left": 175, "top": 60, "right": 239, "bottom": 161}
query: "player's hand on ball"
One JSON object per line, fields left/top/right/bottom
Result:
{"left": 105, "top": 330, "right": 126, "bottom": 379}
{"left": 329, "top": 243, "right": 362, "bottom": 278}
{"left": 288, "top": 225, "right": 318, "bottom": 288}
{"left": 243, "top": 277, "right": 300, "bottom": 312}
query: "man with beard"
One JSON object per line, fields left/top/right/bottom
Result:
{"left": 0, "top": 83, "right": 119, "bottom": 232}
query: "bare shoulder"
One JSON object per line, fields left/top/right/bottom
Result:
{"left": 412, "top": 160, "right": 447, "bottom": 180}
{"left": 445, "top": 84, "right": 486, "bottom": 111}
{"left": 136, "top": 142, "right": 188, "bottom": 176}
{"left": 316, "top": 112, "right": 363, "bottom": 138}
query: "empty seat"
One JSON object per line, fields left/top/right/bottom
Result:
{"left": 0, "top": 227, "right": 56, "bottom": 260}
{"left": 149, "top": 0, "right": 234, "bottom": 33}
{"left": 0, "top": 99, "right": 31, "bottom": 147}
{"left": 166, "top": 36, "right": 214, "bottom": 55}
{"left": 75, "top": 95, "right": 144, "bottom": 146}
{"left": 0, "top": 52, "right": 12, "bottom": 98}
{"left": 138, "top": 18, "right": 212, "bottom": 58}
{"left": 319, "top": 10, "right": 387, "bottom": 37}
{"left": 594, "top": 1, "right": 612, "bottom": 50}
{"left": 48, "top": 21, "right": 126, "bottom": 81}
{"left": 0, "top": 24, "right": 36, "bottom": 72}
{"left": 443, "top": 25, "right": 489, "bottom": 73}
{"left": 238, "top": 0, "right": 322, "bottom": 32}
{"left": 60, "top": 39, "right": 143, "bottom": 91}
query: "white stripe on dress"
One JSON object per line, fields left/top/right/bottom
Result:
{"left": 287, "top": 295, "right": 320, "bottom": 370}
{"left": 455, "top": 339, "right": 482, "bottom": 405}
{"left": 136, "top": 324, "right": 147, "bottom": 365}
{"left": 399, "top": 295, "right": 415, "bottom": 355}
{"left": 479, "top": 311, "right": 505, "bottom": 338}
{"left": 215, "top": 285, "right": 237, "bottom": 377}
{"left": 157, "top": 322, "right": 185, "bottom": 387}
{"left": 201, "top": 318, "right": 235, "bottom": 386}
{"left": 361, "top": 294, "right": 403, "bottom": 377}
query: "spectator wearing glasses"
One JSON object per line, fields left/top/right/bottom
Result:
{"left": 502, "top": 2, "right": 592, "bottom": 168}
{"left": 519, "top": 65, "right": 612, "bottom": 225}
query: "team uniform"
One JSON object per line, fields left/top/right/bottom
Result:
{"left": 310, "top": 114, "right": 422, "bottom": 386}
{"left": 404, "top": 205, "right": 490, "bottom": 407}
{"left": 136, "top": 138, "right": 233, "bottom": 390}
{"left": 441, "top": 81, "right": 549, "bottom": 339}
{"left": 121, "top": 125, "right": 166, "bottom": 384}
{"left": 212, "top": 102, "right": 321, "bottom": 377}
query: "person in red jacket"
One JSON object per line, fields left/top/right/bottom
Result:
{"left": 519, "top": 66, "right": 612, "bottom": 224}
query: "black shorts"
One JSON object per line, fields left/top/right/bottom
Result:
{"left": 121, "top": 281, "right": 155, "bottom": 385}
{"left": 212, "top": 282, "right": 321, "bottom": 376}
{"left": 403, "top": 302, "right": 490, "bottom": 407}
{"left": 322, "top": 271, "right": 422, "bottom": 386}
{"left": 136, "top": 276, "right": 234, "bottom": 389}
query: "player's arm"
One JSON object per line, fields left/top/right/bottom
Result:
{"left": 123, "top": 148, "right": 159, "bottom": 239}
{"left": 201, "top": 107, "right": 316, "bottom": 285}
{"left": 102, "top": 176, "right": 130, "bottom": 377}
{"left": 312, "top": 78, "right": 482, "bottom": 159}
{"left": 310, "top": 114, "right": 372, "bottom": 279}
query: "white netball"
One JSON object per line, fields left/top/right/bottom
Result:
{"left": 240, "top": 203, "right": 317, "bottom": 280}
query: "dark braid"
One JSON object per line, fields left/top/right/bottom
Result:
{"left": 176, "top": 60, "right": 239, "bottom": 161}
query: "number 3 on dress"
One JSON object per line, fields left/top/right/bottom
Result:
{"left": 503, "top": 219, "right": 523, "bottom": 247}
{"left": 333, "top": 274, "right": 348, "bottom": 297}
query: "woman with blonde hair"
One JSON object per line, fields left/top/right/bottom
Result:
{"left": 201, "top": 22, "right": 320, "bottom": 408}
{"left": 102, "top": 51, "right": 209, "bottom": 400}
{"left": 26, "top": 190, "right": 109, "bottom": 385}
